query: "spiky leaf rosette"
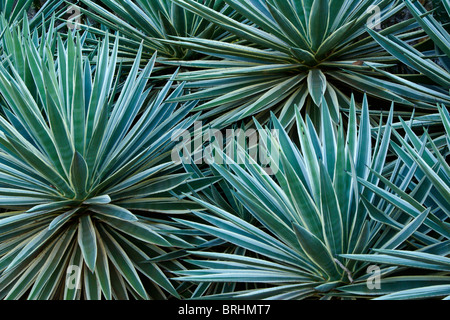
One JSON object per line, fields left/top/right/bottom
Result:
{"left": 340, "top": 105, "right": 450, "bottom": 300}
{"left": 173, "top": 96, "right": 449, "bottom": 299}
{"left": 0, "top": 29, "right": 209, "bottom": 299}
{"left": 159, "top": 0, "right": 450, "bottom": 129}
{"left": 78, "top": 0, "right": 238, "bottom": 60}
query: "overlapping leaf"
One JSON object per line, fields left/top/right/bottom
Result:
{"left": 154, "top": 0, "right": 450, "bottom": 128}
{"left": 0, "top": 23, "right": 212, "bottom": 299}
{"left": 173, "top": 96, "right": 437, "bottom": 299}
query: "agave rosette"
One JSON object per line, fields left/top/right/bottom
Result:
{"left": 340, "top": 105, "right": 450, "bottom": 299}
{"left": 78, "top": 0, "right": 239, "bottom": 60}
{"left": 155, "top": 0, "right": 450, "bottom": 129}
{"left": 0, "top": 0, "right": 448, "bottom": 302}
{"left": 171, "top": 96, "right": 448, "bottom": 299}
{"left": 0, "top": 26, "right": 214, "bottom": 299}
